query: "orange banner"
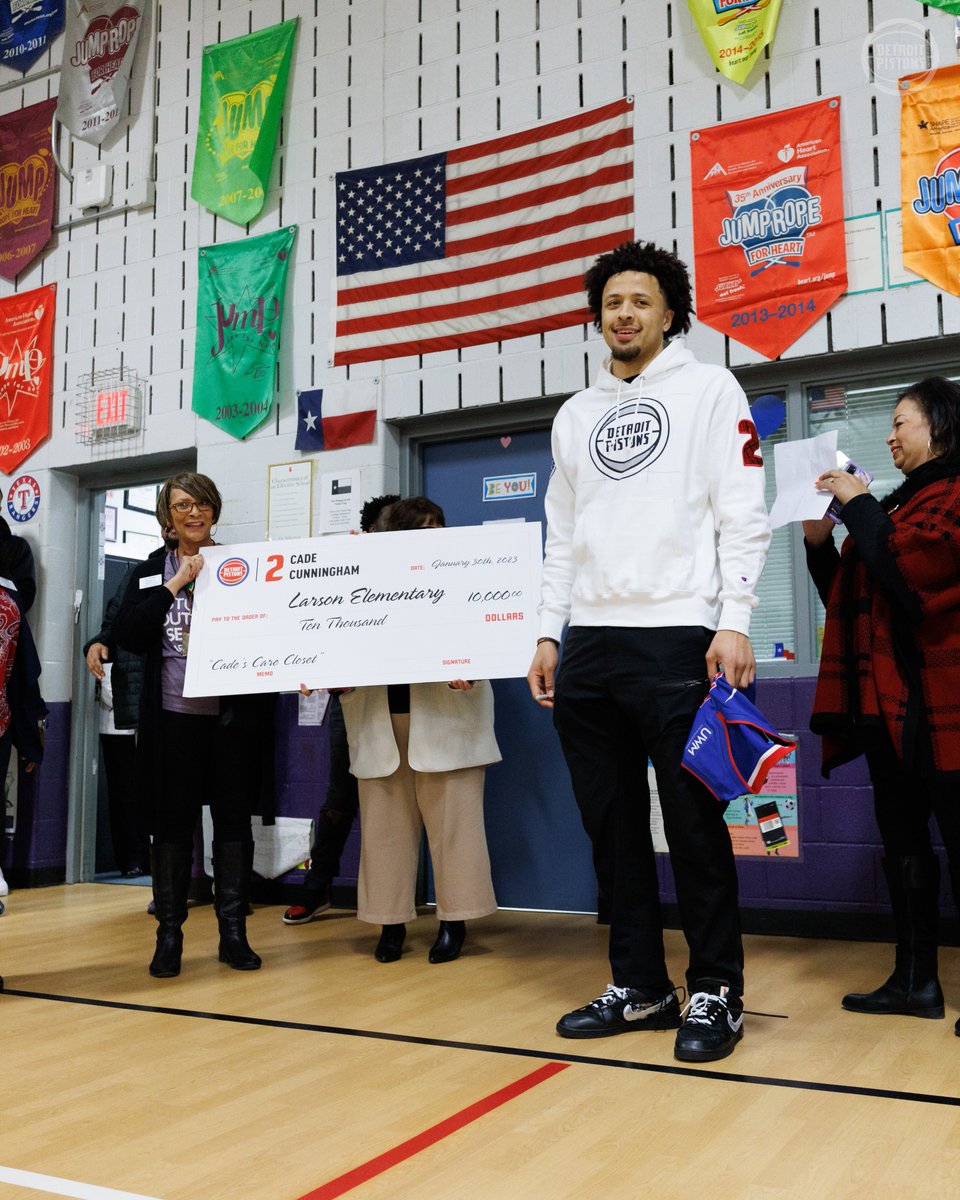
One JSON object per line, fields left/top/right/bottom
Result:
{"left": 0, "top": 283, "right": 56, "bottom": 474}
{"left": 690, "top": 98, "right": 847, "bottom": 359}
{"left": 900, "top": 63, "right": 960, "bottom": 296}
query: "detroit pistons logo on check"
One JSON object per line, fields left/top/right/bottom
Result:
{"left": 590, "top": 398, "right": 669, "bottom": 479}
{"left": 217, "top": 558, "right": 249, "bottom": 586}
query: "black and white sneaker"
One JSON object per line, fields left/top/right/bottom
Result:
{"left": 674, "top": 985, "right": 744, "bottom": 1062}
{"left": 556, "top": 984, "right": 681, "bottom": 1039}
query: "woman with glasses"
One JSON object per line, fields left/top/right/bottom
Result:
{"left": 115, "top": 472, "right": 273, "bottom": 978}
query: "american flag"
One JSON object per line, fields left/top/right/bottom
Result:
{"left": 333, "top": 98, "right": 635, "bottom": 366}
{"left": 808, "top": 384, "right": 847, "bottom": 412}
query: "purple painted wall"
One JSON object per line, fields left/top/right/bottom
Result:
{"left": 3, "top": 696, "right": 361, "bottom": 893}
{"left": 6, "top": 701, "right": 71, "bottom": 886}
{"left": 272, "top": 694, "right": 360, "bottom": 893}
{"left": 659, "top": 678, "right": 953, "bottom": 928}
{"left": 5, "top": 681, "right": 947, "bottom": 932}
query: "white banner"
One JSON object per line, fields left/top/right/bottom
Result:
{"left": 183, "top": 523, "right": 543, "bottom": 697}
{"left": 56, "top": 0, "right": 149, "bottom": 144}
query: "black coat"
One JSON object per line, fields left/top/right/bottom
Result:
{"left": 81, "top": 548, "right": 163, "bottom": 730}
{"left": 2, "top": 587, "right": 47, "bottom": 765}
{"left": 113, "top": 554, "right": 276, "bottom": 830}
{"left": 0, "top": 535, "right": 36, "bottom": 614}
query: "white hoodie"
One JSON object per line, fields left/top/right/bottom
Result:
{"left": 538, "top": 338, "right": 771, "bottom": 642}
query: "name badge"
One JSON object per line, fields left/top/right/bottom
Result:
{"left": 139, "top": 574, "right": 162, "bottom": 589}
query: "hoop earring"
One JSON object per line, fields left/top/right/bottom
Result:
{"left": 210, "top": 523, "right": 218, "bottom": 537}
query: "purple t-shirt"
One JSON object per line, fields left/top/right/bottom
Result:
{"left": 161, "top": 552, "right": 218, "bottom": 716}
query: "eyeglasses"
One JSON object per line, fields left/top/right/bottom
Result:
{"left": 170, "top": 500, "right": 213, "bottom": 514}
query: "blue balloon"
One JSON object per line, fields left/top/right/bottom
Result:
{"left": 750, "top": 393, "right": 786, "bottom": 440}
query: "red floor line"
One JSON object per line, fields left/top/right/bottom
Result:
{"left": 295, "top": 1061, "right": 572, "bottom": 1200}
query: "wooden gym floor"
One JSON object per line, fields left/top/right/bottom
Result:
{"left": 1, "top": 884, "right": 959, "bottom": 1200}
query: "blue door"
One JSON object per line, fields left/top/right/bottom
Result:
{"left": 422, "top": 429, "right": 597, "bottom": 912}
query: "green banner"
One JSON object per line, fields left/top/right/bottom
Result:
{"left": 191, "top": 18, "right": 298, "bottom": 225}
{"left": 192, "top": 226, "right": 297, "bottom": 439}
{"left": 922, "top": 0, "right": 960, "bottom": 13}
{"left": 687, "top": 0, "right": 783, "bottom": 85}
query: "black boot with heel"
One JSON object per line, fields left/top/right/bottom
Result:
{"left": 842, "top": 854, "right": 944, "bottom": 1019}
{"left": 149, "top": 843, "right": 192, "bottom": 978}
{"left": 429, "top": 920, "right": 466, "bottom": 964}
{"left": 213, "top": 841, "right": 262, "bottom": 970}
{"left": 375, "top": 923, "right": 406, "bottom": 962}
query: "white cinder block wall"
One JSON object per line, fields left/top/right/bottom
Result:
{"left": 0, "top": 0, "right": 955, "bottom": 702}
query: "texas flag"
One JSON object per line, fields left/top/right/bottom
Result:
{"left": 295, "top": 386, "right": 377, "bottom": 452}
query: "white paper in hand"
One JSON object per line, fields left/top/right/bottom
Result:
{"left": 768, "top": 431, "right": 838, "bottom": 529}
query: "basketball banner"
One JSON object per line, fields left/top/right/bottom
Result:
{"left": 900, "top": 63, "right": 960, "bottom": 297}
{"left": 690, "top": 98, "right": 847, "bottom": 359}
{"left": 0, "top": 284, "right": 56, "bottom": 474}
{"left": 191, "top": 225, "right": 296, "bottom": 440}
{"left": 0, "top": 97, "right": 57, "bottom": 281}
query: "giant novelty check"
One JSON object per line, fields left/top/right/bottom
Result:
{"left": 182, "top": 523, "right": 543, "bottom": 696}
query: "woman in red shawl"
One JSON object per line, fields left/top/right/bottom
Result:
{"left": 804, "top": 377, "right": 960, "bottom": 1032}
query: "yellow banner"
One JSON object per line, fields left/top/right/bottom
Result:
{"left": 900, "top": 62, "right": 960, "bottom": 297}
{"left": 687, "top": 0, "right": 783, "bottom": 85}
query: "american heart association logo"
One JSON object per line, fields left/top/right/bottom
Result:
{"left": 777, "top": 143, "right": 796, "bottom": 164}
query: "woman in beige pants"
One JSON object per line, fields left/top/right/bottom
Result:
{"left": 340, "top": 679, "right": 500, "bottom": 962}
{"left": 338, "top": 496, "right": 499, "bottom": 964}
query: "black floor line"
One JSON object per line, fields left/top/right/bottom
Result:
{"left": 4, "top": 987, "right": 958, "bottom": 1108}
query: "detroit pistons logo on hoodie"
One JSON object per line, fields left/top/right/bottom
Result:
{"left": 589, "top": 396, "right": 670, "bottom": 479}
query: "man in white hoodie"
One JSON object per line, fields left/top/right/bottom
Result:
{"left": 527, "top": 240, "right": 770, "bottom": 1063}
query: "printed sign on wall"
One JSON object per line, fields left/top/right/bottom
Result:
{"left": 690, "top": 98, "right": 847, "bottom": 359}
{"left": 6, "top": 473, "right": 40, "bottom": 522}
{"left": 0, "top": 284, "right": 56, "bottom": 474}
{"left": 482, "top": 473, "right": 537, "bottom": 502}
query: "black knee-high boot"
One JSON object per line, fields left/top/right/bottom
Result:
{"left": 149, "top": 843, "right": 192, "bottom": 978}
{"left": 842, "top": 854, "right": 944, "bottom": 1018}
{"left": 213, "top": 841, "right": 261, "bottom": 970}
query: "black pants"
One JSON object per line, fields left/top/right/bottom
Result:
{"left": 867, "top": 740, "right": 960, "bottom": 904}
{"left": 553, "top": 626, "right": 743, "bottom": 996}
{"left": 302, "top": 693, "right": 359, "bottom": 890}
{"left": 100, "top": 734, "right": 149, "bottom": 874}
{"left": 154, "top": 711, "right": 255, "bottom": 846}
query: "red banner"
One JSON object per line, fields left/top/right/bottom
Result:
{"left": 0, "top": 98, "right": 58, "bottom": 282}
{"left": 690, "top": 98, "right": 847, "bottom": 359}
{"left": 0, "top": 284, "right": 56, "bottom": 474}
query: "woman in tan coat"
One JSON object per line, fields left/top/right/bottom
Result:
{"left": 340, "top": 498, "right": 499, "bottom": 963}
